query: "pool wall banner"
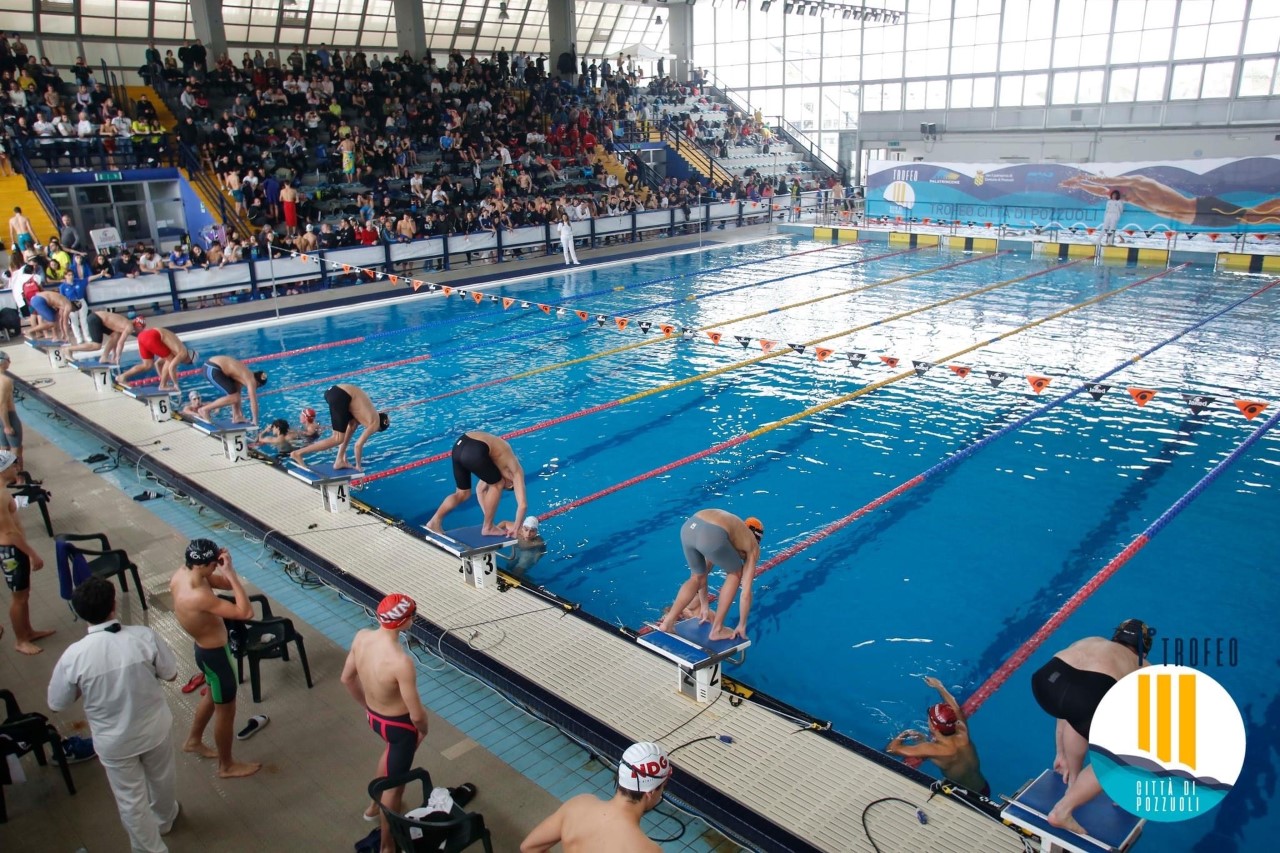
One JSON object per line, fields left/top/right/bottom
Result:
{"left": 867, "top": 155, "right": 1280, "bottom": 234}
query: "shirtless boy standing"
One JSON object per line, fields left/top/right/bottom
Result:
{"left": 0, "top": 449, "right": 53, "bottom": 654}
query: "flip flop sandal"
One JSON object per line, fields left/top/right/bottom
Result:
{"left": 236, "top": 714, "right": 269, "bottom": 740}
{"left": 181, "top": 673, "right": 206, "bottom": 694}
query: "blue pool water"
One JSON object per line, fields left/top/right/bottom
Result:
{"left": 164, "top": 237, "right": 1279, "bottom": 852}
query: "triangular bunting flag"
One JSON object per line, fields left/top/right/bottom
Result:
{"left": 815, "top": 348, "right": 833, "bottom": 362}
{"left": 879, "top": 355, "right": 900, "bottom": 368}
{"left": 948, "top": 365, "right": 971, "bottom": 379}
{"left": 789, "top": 343, "right": 805, "bottom": 355}
{"left": 472, "top": 292, "right": 484, "bottom": 304}
{"left": 342, "top": 264, "right": 353, "bottom": 274}
{"left": 707, "top": 331, "right": 723, "bottom": 345}
{"left": 660, "top": 324, "right": 675, "bottom": 336}
{"left": 456, "top": 289, "right": 467, "bottom": 298}
{"left": 1235, "top": 399, "right": 1268, "bottom": 421}
{"left": 1027, "top": 375, "right": 1052, "bottom": 394}
{"left": 596, "top": 315, "right": 607, "bottom": 326}
{"left": 616, "top": 317, "right": 630, "bottom": 330}
{"left": 912, "top": 360, "right": 933, "bottom": 377}
{"left": 556, "top": 308, "right": 567, "bottom": 317}
{"left": 576, "top": 310, "right": 590, "bottom": 321}
{"left": 502, "top": 297, "right": 515, "bottom": 309}
{"left": 299, "top": 254, "right": 310, "bottom": 263}
{"left": 441, "top": 286, "right": 453, "bottom": 296}
{"left": 735, "top": 335, "right": 751, "bottom": 349}
{"left": 987, "top": 370, "right": 1009, "bottom": 387}
{"left": 489, "top": 294, "right": 500, "bottom": 302}
{"left": 1182, "top": 393, "right": 1214, "bottom": 415}
{"left": 1128, "top": 387, "right": 1156, "bottom": 407}
{"left": 520, "top": 301, "right": 531, "bottom": 308}
{"left": 1085, "top": 383, "right": 1111, "bottom": 401}
{"left": 639, "top": 321, "right": 653, "bottom": 333}
{"left": 411, "top": 280, "right": 425, "bottom": 292}
{"left": 847, "top": 352, "right": 866, "bottom": 367}
{"left": 760, "top": 340, "right": 776, "bottom": 353}
{"left": 538, "top": 303, "right": 551, "bottom": 314}
{"left": 387, "top": 274, "right": 398, "bottom": 285}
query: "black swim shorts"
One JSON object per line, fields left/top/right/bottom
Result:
{"left": 87, "top": 312, "right": 105, "bottom": 344}
{"left": 367, "top": 708, "right": 419, "bottom": 777}
{"left": 195, "top": 643, "right": 238, "bottom": 704}
{"left": 451, "top": 433, "right": 502, "bottom": 490}
{"left": 1031, "top": 656, "right": 1116, "bottom": 739}
{"left": 325, "top": 385, "right": 354, "bottom": 433}
{"left": 1, "top": 544, "right": 31, "bottom": 592}
{"left": 205, "top": 361, "right": 241, "bottom": 395}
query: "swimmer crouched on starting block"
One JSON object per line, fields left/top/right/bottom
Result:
{"left": 196, "top": 355, "right": 267, "bottom": 426}
{"left": 289, "top": 384, "right": 390, "bottom": 471}
{"left": 59, "top": 311, "right": 145, "bottom": 365}
{"left": 117, "top": 327, "right": 197, "bottom": 392}
{"left": 658, "top": 509, "right": 763, "bottom": 642}
{"left": 426, "top": 431, "right": 528, "bottom": 537}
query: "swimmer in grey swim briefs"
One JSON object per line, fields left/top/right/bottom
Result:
{"left": 680, "top": 515, "right": 745, "bottom": 575}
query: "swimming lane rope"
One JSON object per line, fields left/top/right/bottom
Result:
{"left": 350, "top": 252, "right": 1023, "bottom": 486}
{"left": 537, "top": 260, "right": 1162, "bottom": 521}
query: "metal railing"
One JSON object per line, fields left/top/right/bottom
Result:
{"left": 664, "top": 129, "right": 734, "bottom": 186}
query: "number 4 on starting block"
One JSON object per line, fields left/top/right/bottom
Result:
{"left": 286, "top": 462, "right": 354, "bottom": 514}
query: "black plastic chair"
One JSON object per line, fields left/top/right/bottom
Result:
{"left": 0, "top": 689, "right": 76, "bottom": 823}
{"left": 56, "top": 533, "right": 147, "bottom": 612}
{"left": 8, "top": 473, "right": 53, "bottom": 537}
{"left": 368, "top": 769, "right": 493, "bottom": 853}
{"left": 219, "top": 594, "right": 313, "bottom": 703}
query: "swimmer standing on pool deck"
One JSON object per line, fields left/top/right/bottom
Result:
{"left": 195, "top": 354, "right": 267, "bottom": 425}
{"left": 658, "top": 509, "right": 762, "bottom": 642}
{"left": 169, "top": 539, "right": 261, "bottom": 778}
{"left": 426, "top": 431, "right": 528, "bottom": 537}
{"left": 290, "top": 383, "right": 389, "bottom": 471}
{"left": 341, "top": 593, "right": 431, "bottom": 852}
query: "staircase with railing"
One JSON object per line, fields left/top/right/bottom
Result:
{"left": 664, "top": 129, "right": 735, "bottom": 187}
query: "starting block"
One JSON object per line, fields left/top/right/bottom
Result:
{"left": 26, "top": 338, "right": 70, "bottom": 370}
{"left": 422, "top": 525, "right": 515, "bottom": 590}
{"left": 1002, "top": 770, "right": 1144, "bottom": 853}
{"left": 120, "top": 385, "right": 178, "bottom": 423}
{"left": 183, "top": 414, "right": 251, "bottom": 462}
{"left": 74, "top": 358, "right": 115, "bottom": 392}
{"left": 636, "top": 618, "right": 750, "bottom": 703}
{"left": 285, "top": 461, "right": 355, "bottom": 513}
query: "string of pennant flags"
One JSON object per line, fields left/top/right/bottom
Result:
{"left": 284, "top": 249, "right": 1269, "bottom": 422}
{"left": 859, "top": 214, "right": 1280, "bottom": 244}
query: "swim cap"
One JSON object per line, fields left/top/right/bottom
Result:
{"left": 745, "top": 517, "right": 764, "bottom": 542}
{"left": 522, "top": 515, "right": 539, "bottom": 530}
{"left": 377, "top": 593, "right": 416, "bottom": 630}
{"left": 0, "top": 450, "right": 16, "bottom": 471}
{"left": 253, "top": 370, "right": 268, "bottom": 387}
{"left": 188, "top": 390, "right": 202, "bottom": 405}
{"left": 378, "top": 412, "right": 391, "bottom": 432}
{"left": 618, "top": 742, "right": 671, "bottom": 793}
{"left": 185, "top": 538, "right": 219, "bottom": 566}
{"left": 1112, "top": 619, "right": 1155, "bottom": 662}
{"left": 300, "top": 407, "right": 317, "bottom": 422}
{"left": 132, "top": 316, "right": 146, "bottom": 331}
{"left": 928, "top": 703, "right": 958, "bottom": 736}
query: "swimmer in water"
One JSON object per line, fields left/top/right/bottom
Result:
{"left": 886, "top": 676, "right": 989, "bottom": 796}
{"left": 498, "top": 515, "right": 546, "bottom": 580}
{"left": 250, "top": 418, "right": 295, "bottom": 450}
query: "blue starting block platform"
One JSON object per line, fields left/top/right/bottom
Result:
{"left": 180, "top": 413, "right": 252, "bottom": 462}
{"left": 74, "top": 358, "right": 115, "bottom": 392}
{"left": 1002, "top": 770, "right": 1144, "bottom": 853}
{"left": 120, "top": 385, "right": 178, "bottom": 422}
{"left": 285, "top": 460, "right": 355, "bottom": 513}
{"left": 24, "top": 338, "right": 71, "bottom": 370}
{"left": 422, "top": 525, "right": 515, "bottom": 590}
{"left": 636, "top": 618, "right": 751, "bottom": 703}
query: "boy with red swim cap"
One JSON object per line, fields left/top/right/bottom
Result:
{"left": 885, "top": 676, "right": 988, "bottom": 797}
{"left": 341, "top": 593, "right": 436, "bottom": 852}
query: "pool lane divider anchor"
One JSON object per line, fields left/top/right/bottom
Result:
{"left": 178, "top": 413, "right": 252, "bottom": 462}
{"left": 119, "top": 384, "right": 179, "bottom": 423}
{"left": 285, "top": 460, "right": 355, "bottom": 513}
{"left": 636, "top": 617, "right": 751, "bottom": 704}
{"left": 420, "top": 526, "right": 515, "bottom": 590}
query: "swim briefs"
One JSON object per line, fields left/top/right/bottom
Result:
{"left": 205, "top": 361, "right": 240, "bottom": 394}
{"left": 451, "top": 433, "right": 502, "bottom": 490}
{"left": 29, "top": 294, "right": 55, "bottom": 322}
{"left": 325, "top": 385, "right": 354, "bottom": 433}
{"left": 1031, "top": 656, "right": 1116, "bottom": 739}
{"left": 86, "top": 312, "right": 105, "bottom": 343}
{"left": 195, "top": 643, "right": 238, "bottom": 704}
{"left": 1, "top": 544, "right": 31, "bottom": 592}
{"left": 0, "top": 411, "right": 22, "bottom": 449}
{"left": 137, "top": 328, "right": 171, "bottom": 360}
{"left": 367, "top": 708, "right": 419, "bottom": 777}
{"left": 680, "top": 515, "right": 744, "bottom": 575}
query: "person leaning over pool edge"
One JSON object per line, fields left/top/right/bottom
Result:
{"left": 657, "top": 509, "right": 763, "bottom": 642}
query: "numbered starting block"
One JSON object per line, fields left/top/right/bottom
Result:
{"left": 422, "top": 525, "right": 515, "bottom": 590}
{"left": 73, "top": 358, "right": 115, "bottom": 392}
{"left": 1002, "top": 771, "right": 1144, "bottom": 853}
{"left": 636, "top": 618, "right": 750, "bottom": 703}
{"left": 182, "top": 414, "right": 251, "bottom": 462}
{"left": 120, "top": 385, "right": 177, "bottom": 423}
{"left": 26, "top": 338, "right": 70, "bottom": 370}
{"left": 285, "top": 461, "right": 355, "bottom": 513}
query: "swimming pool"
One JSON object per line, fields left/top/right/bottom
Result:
{"left": 162, "top": 236, "right": 1279, "bottom": 852}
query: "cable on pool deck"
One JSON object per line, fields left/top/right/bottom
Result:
{"left": 383, "top": 245, "right": 977, "bottom": 413}
{"left": 128, "top": 238, "right": 859, "bottom": 387}
{"left": 537, "top": 260, "right": 1168, "bottom": 521}
{"left": 256, "top": 244, "right": 913, "bottom": 400}
{"left": 351, "top": 251, "right": 1023, "bottom": 486}
{"left": 960, "top": 277, "right": 1280, "bottom": 718}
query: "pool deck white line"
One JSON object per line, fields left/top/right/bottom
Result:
{"left": 11, "top": 344, "right": 1024, "bottom": 853}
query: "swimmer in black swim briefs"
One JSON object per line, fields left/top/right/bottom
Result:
{"left": 451, "top": 432, "right": 503, "bottom": 489}
{"left": 290, "top": 384, "right": 390, "bottom": 470}
{"left": 426, "top": 431, "right": 530, "bottom": 536}
{"left": 194, "top": 643, "right": 238, "bottom": 704}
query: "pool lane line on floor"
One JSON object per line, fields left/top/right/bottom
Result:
{"left": 958, "top": 276, "right": 1280, "bottom": 717}
{"left": 352, "top": 252, "right": 1018, "bottom": 486}
{"left": 383, "top": 247, "right": 987, "bottom": 414}
{"left": 129, "top": 238, "right": 863, "bottom": 387}
{"left": 540, "top": 261, "right": 1169, "bottom": 523}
